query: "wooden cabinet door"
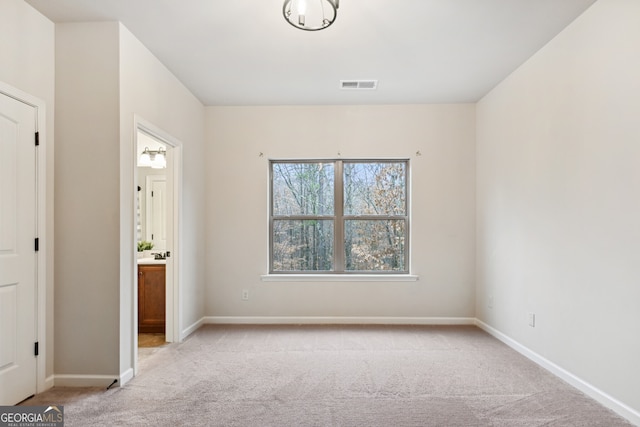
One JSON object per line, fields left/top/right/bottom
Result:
{"left": 138, "top": 265, "right": 166, "bottom": 333}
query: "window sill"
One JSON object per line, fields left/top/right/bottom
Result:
{"left": 260, "top": 274, "right": 419, "bottom": 282}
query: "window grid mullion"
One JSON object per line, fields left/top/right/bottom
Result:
{"left": 334, "top": 160, "right": 345, "bottom": 272}
{"left": 343, "top": 215, "right": 407, "bottom": 220}
{"left": 272, "top": 215, "right": 334, "bottom": 220}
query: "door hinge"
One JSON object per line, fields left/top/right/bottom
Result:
{"left": 34, "top": 342, "right": 39, "bottom": 357}
{"left": 34, "top": 238, "right": 39, "bottom": 252}
{"left": 35, "top": 131, "right": 40, "bottom": 146}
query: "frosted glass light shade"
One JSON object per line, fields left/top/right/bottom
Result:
{"left": 139, "top": 149, "right": 152, "bottom": 167}
{"left": 283, "top": 0, "right": 338, "bottom": 31}
{"left": 151, "top": 152, "right": 166, "bottom": 169}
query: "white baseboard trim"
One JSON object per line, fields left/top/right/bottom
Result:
{"left": 475, "top": 320, "right": 640, "bottom": 426}
{"left": 181, "top": 317, "right": 205, "bottom": 341}
{"left": 119, "top": 368, "right": 134, "bottom": 387}
{"left": 54, "top": 374, "right": 120, "bottom": 388}
{"left": 42, "top": 375, "right": 55, "bottom": 392}
{"left": 202, "top": 316, "right": 476, "bottom": 325}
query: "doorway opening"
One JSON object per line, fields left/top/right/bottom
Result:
{"left": 133, "top": 118, "right": 182, "bottom": 374}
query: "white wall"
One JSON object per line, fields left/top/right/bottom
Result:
{"left": 0, "top": 0, "right": 55, "bottom": 386}
{"left": 476, "top": 0, "right": 640, "bottom": 418}
{"left": 55, "top": 22, "right": 121, "bottom": 379}
{"left": 205, "top": 105, "right": 476, "bottom": 320}
{"left": 54, "top": 22, "right": 206, "bottom": 384}
{"left": 118, "top": 24, "right": 206, "bottom": 374}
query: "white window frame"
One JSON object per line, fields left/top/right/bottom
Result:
{"left": 268, "top": 159, "right": 411, "bottom": 276}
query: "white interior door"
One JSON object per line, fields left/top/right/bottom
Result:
{"left": 0, "top": 93, "right": 37, "bottom": 405}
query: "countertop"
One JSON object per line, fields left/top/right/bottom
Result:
{"left": 137, "top": 257, "right": 166, "bottom": 265}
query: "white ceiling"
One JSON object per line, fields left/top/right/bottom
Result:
{"left": 26, "top": 0, "right": 597, "bottom": 106}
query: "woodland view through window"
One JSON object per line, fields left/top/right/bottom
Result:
{"left": 270, "top": 160, "right": 409, "bottom": 273}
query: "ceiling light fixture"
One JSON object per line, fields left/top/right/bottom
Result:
{"left": 283, "top": 0, "right": 338, "bottom": 31}
{"left": 139, "top": 147, "right": 167, "bottom": 169}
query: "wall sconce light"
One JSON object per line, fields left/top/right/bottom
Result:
{"left": 139, "top": 147, "right": 166, "bottom": 169}
{"left": 283, "top": 0, "right": 339, "bottom": 31}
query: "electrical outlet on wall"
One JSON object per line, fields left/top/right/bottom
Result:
{"left": 242, "top": 289, "right": 249, "bottom": 301}
{"left": 528, "top": 313, "right": 536, "bottom": 327}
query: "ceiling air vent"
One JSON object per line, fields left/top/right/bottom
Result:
{"left": 340, "top": 80, "right": 378, "bottom": 90}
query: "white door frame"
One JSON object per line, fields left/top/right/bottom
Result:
{"left": 0, "top": 81, "right": 49, "bottom": 395}
{"left": 132, "top": 116, "right": 182, "bottom": 373}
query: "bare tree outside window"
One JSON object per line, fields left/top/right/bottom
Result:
{"left": 270, "top": 160, "right": 409, "bottom": 274}
{"left": 343, "top": 162, "right": 406, "bottom": 271}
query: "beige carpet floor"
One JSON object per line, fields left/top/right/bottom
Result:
{"left": 23, "top": 325, "right": 632, "bottom": 426}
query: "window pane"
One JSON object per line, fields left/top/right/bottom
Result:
{"left": 273, "top": 162, "right": 334, "bottom": 216}
{"left": 344, "top": 162, "right": 406, "bottom": 216}
{"left": 272, "top": 220, "right": 334, "bottom": 271}
{"left": 344, "top": 220, "right": 406, "bottom": 271}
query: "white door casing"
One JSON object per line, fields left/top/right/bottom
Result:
{"left": 133, "top": 118, "right": 181, "bottom": 379}
{"left": 0, "top": 92, "right": 37, "bottom": 405}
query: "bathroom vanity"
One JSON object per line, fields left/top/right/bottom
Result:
{"left": 137, "top": 258, "right": 166, "bottom": 333}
